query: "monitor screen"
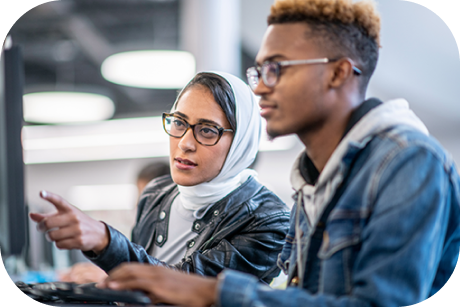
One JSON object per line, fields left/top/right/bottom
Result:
{"left": 0, "top": 41, "right": 28, "bottom": 262}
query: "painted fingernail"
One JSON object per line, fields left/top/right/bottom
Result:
{"left": 40, "top": 190, "right": 48, "bottom": 198}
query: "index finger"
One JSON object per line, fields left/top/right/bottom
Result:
{"left": 40, "top": 190, "right": 73, "bottom": 213}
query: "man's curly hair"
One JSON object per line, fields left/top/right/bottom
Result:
{"left": 268, "top": 0, "right": 381, "bottom": 93}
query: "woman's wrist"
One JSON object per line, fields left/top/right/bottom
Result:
{"left": 92, "top": 221, "right": 110, "bottom": 255}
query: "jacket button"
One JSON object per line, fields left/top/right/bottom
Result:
{"left": 159, "top": 211, "right": 166, "bottom": 220}
{"left": 157, "top": 235, "right": 164, "bottom": 243}
{"left": 213, "top": 210, "right": 219, "bottom": 216}
{"left": 291, "top": 277, "right": 299, "bottom": 285}
{"left": 194, "top": 223, "right": 200, "bottom": 230}
{"left": 188, "top": 241, "right": 195, "bottom": 248}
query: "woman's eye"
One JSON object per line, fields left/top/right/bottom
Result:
{"left": 173, "top": 119, "right": 186, "bottom": 127}
{"left": 199, "top": 127, "right": 218, "bottom": 138}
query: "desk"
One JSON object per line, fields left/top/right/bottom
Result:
{"left": 47, "top": 304, "right": 158, "bottom": 307}
{"left": 44, "top": 303, "right": 170, "bottom": 307}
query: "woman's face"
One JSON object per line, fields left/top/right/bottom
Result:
{"left": 169, "top": 86, "right": 234, "bottom": 186}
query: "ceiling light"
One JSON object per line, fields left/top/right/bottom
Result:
{"left": 101, "top": 50, "right": 196, "bottom": 89}
{"left": 23, "top": 92, "right": 115, "bottom": 124}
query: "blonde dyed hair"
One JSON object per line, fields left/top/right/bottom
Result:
{"left": 269, "top": 0, "right": 380, "bottom": 45}
{"left": 268, "top": 0, "right": 381, "bottom": 91}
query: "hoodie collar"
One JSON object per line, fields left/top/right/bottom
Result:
{"left": 292, "top": 98, "right": 429, "bottom": 192}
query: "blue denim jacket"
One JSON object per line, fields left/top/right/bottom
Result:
{"left": 217, "top": 123, "right": 460, "bottom": 307}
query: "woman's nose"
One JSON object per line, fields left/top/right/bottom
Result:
{"left": 178, "top": 128, "right": 197, "bottom": 152}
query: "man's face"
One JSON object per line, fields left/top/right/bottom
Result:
{"left": 254, "top": 23, "right": 334, "bottom": 139}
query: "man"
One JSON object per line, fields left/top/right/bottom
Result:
{"left": 99, "top": 0, "right": 460, "bottom": 306}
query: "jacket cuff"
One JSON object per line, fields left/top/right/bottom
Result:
{"left": 82, "top": 224, "right": 123, "bottom": 272}
{"left": 217, "top": 270, "right": 258, "bottom": 307}
{"left": 276, "top": 253, "right": 289, "bottom": 274}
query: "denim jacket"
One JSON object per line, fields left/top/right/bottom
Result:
{"left": 217, "top": 99, "right": 460, "bottom": 307}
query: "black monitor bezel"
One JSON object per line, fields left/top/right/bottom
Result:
{"left": 0, "top": 43, "right": 28, "bottom": 260}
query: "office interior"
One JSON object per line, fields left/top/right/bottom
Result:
{"left": 1, "top": 0, "right": 459, "bottom": 285}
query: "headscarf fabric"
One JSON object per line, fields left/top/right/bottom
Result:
{"left": 173, "top": 71, "right": 261, "bottom": 210}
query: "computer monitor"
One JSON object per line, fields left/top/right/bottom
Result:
{"left": 0, "top": 39, "right": 28, "bottom": 262}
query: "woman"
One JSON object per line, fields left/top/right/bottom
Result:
{"left": 30, "top": 71, "right": 290, "bottom": 283}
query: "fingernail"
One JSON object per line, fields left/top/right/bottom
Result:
{"left": 96, "top": 282, "right": 105, "bottom": 289}
{"left": 40, "top": 190, "right": 48, "bottom": 198}
{"left": 107, "top": 282, "right": 119, "bottom": 289}
{"left": 37, "top": 221, "right": 46, "bottom": 233}
{"left": 45, "top": 232, "right": 52, "bottom": 242}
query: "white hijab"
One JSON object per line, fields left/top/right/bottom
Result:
{"left": 172, "top": 71, "right": 262, "bottom": 211}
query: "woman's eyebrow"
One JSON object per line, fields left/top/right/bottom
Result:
{"left": 197, "top": 118, "right": 222, "bottom": 126}
{"left": 173, "top": 111, "right": 188, "bottom": 119}
{"left": 173, "top": 111, "right": 222, "bottom": 126}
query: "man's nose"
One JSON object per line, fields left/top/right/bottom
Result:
{"left": 253, "top": 78, "right": 272, "bottom": 96}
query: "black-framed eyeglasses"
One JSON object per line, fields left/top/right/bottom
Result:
{"left": 246, "top": 58, "right": 362, "bottom": 91}
{"left": 162, "top": 113, "right": 234, "bottom": 146}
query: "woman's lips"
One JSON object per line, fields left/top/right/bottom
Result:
{"left": 174, "top": 157, "right": 197, "bottom": 170}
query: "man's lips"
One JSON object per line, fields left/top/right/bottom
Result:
{"left": 259, "top": 103, "right": 276, "bottom": 117}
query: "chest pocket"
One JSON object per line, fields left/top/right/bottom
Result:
{"left": 317, "top": 210, "right": 366, "bottom": 295}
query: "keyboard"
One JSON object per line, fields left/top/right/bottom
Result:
{"left": 15, "top": 281, "right": 152, "bottom": 305}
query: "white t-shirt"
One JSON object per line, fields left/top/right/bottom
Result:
{"left": 150, "top": 196, "right": 197, "bottom": 265}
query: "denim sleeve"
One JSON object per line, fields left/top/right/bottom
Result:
{"left": 217, "top": 144, "right": 459, "bottom": 307}
{"left": 218, "top": 270, "right": 370, "bottom": 307}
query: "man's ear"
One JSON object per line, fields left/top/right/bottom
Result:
{"left": 329, "top": 58, "right": 355, "bottom": 88}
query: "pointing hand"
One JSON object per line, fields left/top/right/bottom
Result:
{"left": 30, "top": 190, "right": 109, "bottom": 254}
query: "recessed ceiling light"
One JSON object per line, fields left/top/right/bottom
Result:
{"left": 23, "top": 92, "right": 115, "bottom": 124}
{"left": 101, "top": 50, "right": 196, "bottom": 89}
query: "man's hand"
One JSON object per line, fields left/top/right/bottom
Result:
{"left": 29, "top": 190, "right": 109, "bottom": 253}
{"left": 99, "top": 264, "right": 218, "bottom": 307}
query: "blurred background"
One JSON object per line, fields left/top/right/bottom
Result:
{"left": 3, "top": 0, "right": 460, "bottom": 273}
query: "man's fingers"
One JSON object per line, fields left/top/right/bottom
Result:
{"left": 40, "top": 190, "right": 73, "bottom": 213}
{"left": 106, "top": 279, "right": 158, "bottom": 304}
{"left": 106, "top": 263, "right": 153, "bottom": 282}
{"left": 104, "top": 264, "right": 212, "bottom": 306}
{"left": 103, "top": 264, "right": 158, "bottom": 289}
